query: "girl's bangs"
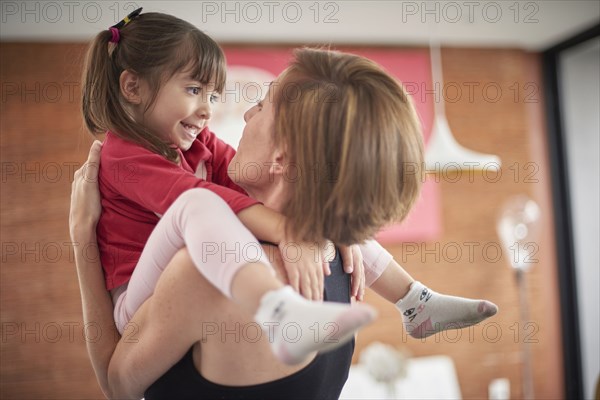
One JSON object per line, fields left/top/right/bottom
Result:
{"left": 172, "top": 33, "right": 226, "bottom": 93}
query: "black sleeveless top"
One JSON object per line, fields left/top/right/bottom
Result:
{"left": 144, "top": 250, "right": 354, "bottom": 400}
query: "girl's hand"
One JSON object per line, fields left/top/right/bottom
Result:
{"left": 278, "top": 237, "right": 325, "bottom": 301}
{"left": 260, "top": 243, "right": 290, "bottom": 286}
{"left": 339, "top": 244, "right": 366, "bottom": 301}
{"left": 69, "top": 140, "right": 102, "bottom": 240}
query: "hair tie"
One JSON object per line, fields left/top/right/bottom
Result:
{"left": 108, "top": 27, "right": 120, "bottom": 44}
{"left": 108, "top": 7, "right": 143, "bottom": 44}
{"left": 111, "top": 7, "right": 143, "bottom": 29}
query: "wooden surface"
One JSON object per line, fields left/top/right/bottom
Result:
{"left": 0, "top": 43, "right": 564, "bottom": 399}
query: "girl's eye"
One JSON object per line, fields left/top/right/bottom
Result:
{"left": 210, "top": 94, "right": 219, "bottom": 104}
{"left": 187, "top": 87, "right": 201, "bottom": 95}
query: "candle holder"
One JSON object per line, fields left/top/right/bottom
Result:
{"left": 497, "top": 195, "right": 541, "bottom": 400}
{"left": 360, "top": 341, "right": 409, "bottom": 398}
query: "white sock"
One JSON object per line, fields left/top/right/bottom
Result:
{"left": 255, "top": 286, "right": 376, "bottom": 365}
{"left": 396, "top": 281, "right": 498, "bottom": 339}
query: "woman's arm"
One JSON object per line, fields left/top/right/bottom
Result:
{"left": 70, "top": 141, "right": 120, "bottom": 398}
{"left": 105, "top": 244, "right": 296, "bottom": 399}
{"left": 70, "top": 143, "right": 308, "bottom": 398}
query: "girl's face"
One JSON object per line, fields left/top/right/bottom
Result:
{"left": 140, "top": 70, "right": 218, "bottom": 151}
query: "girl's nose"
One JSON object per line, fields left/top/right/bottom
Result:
{"left": 197, "top": 102, "right": 212, "bottom": 120}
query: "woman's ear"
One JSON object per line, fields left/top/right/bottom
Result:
{"left": 119, "top": 70, "right": 142, "bottom": 104}
{"left": 269, "top": 147, "right": 286, "bottom": 176}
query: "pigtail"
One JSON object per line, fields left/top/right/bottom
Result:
{"left": 81, "top": 29, "right": 116, "bottom": 136}
{"left": 80, "top": 28, "right": 180, "bottom": 162}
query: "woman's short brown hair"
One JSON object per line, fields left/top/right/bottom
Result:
{"left": 273, "top": 48, "right": 424, "bottom": 245}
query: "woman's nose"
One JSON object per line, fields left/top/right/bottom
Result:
{"left": 243, "top": 105, "right": 258, "bottom": 122}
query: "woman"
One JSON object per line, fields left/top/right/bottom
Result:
{"left": 71, "top": 48, "right": 493, "bottom": 399}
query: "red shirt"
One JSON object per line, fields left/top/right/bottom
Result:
{"left": 97, "top": 130, "right": 258, "bottom": 290}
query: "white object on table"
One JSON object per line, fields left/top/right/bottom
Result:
{"left": 340, "top": 355, "right": 462, "bottom": 399}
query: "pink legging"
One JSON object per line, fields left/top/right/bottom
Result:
{"left": 112, "top": 188, "right": 272, "bottom": 334}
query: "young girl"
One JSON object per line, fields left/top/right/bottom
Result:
{"left": 82, "top": 8, "right": 373, "bottom": 366}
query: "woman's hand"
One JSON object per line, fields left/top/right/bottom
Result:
{"left": 69, "top": 140, "right": 102, "bottom": 240}
{"left": 278, "top": 237, "right": 327, "bottom": 301}
{"left": 339, "top": 245, "right": 366, "bottom": 301}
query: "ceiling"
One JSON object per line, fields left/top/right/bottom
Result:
{"left": 1, "top": 1, "right": 599, "bottom": 50}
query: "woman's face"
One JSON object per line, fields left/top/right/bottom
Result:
{"left": 228, "top": 82, "right": 280, "bottom": 196}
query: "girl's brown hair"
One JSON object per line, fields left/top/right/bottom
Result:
{"left": 274, "top": 48, "right": 424, "bottom": 245}
{"left": 81, "top": 12, "right": 226, "bottom": 162}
